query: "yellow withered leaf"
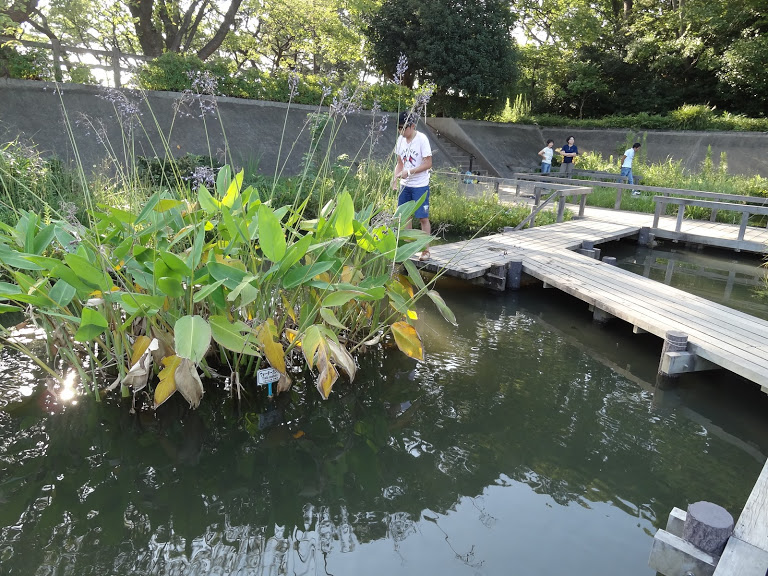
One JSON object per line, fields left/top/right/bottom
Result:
{"left": 174, "top": 357, "right": 204, "bottom": 409}
{"left": 154, "top": 354, "right": 182, "bottom": 408}
{"left": 407, "top": 310, "right": 418, "bottom": 320}
{"left": 277, "top": 371, "right": 292, "bottom": 393}
{"left": 391, "top": 321, "right": 424, "bottom": 361}
{"left": 281, "top": 293, "right": 296, "bottom": 323}
{"left": 315, "top": 344, "right": 338, "bottom": 400}
{"left": 255, "top": 319, "right": 286, "bottom": 374}
{"left": 123, "top": 336, "right": 159, "bottom": 393}
{"left": 396, "top": 274, "right": 415, "bottom": 299}
{"left": 327, "top": 339, "right": 356, "bottom": 382}
{"left": 315, "top": 272, "right": 331, "bottom": 283}
{"left": 131, "top": 335, "right": 154, "bottom": 367}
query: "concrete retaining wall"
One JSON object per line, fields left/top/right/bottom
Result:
{"left": 2, "top": 78, "right": 767, "bottom": 180}
{"left": 428, "top": 117, "right": 768, "bottom": 179}
{"left": 0, "top": 78, "right": 450, "bottom": 178}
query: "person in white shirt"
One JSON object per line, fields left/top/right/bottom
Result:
{"left": 620, "top": 142, "right": 641, "bottom": 195}
{"left": 393, "top": 111, "right": 433, "bottom": 260}
{"left": 538, "top": 139, "right": 554, "bottom": 173}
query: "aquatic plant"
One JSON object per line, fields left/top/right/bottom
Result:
{"left": 0, "top": 84, "right": 457, "bottom": 410}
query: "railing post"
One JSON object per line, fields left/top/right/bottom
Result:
{"left": 675, "top": 203, "right": 685, "bottom": 232}
{"left": 653, "top": 202, "right": 663, "bottom": 228}
{"left": 112, "top": 44, "right": 121, "bottom": 88}
{"left": 557, "top": 195, "right": 565, "bottom": 223}
{"left": 737, "top": 212, "right": 749, "bottom": 241}
{"left": 614, "top": 187, "right": 623, "bottom": 210}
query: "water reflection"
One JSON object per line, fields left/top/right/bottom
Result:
{"left": 1, "top": 282, "right": 767, "bottom": 575}
{"left": 608, "top": 240, "right": 768, "bottom": 320}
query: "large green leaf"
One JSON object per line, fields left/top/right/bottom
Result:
{"left": 333, "top": 192, "right": 355, "bottom": 237}
{"left": 174, "top": 315, "right": 211, "bottom": 363}
{"left": 427, "top": 290, "right": 458, "bottom": 326}
{"left": 32, "top": 224, "right": 56, "bottom": 255}
{"left": 323, "top": 290, "right": 365, "bottom": 307}
{"left": 157, "top": 276, "right": 185, "bottom": 298}
{"left": 197, "top": 184, "right": 219, "bottom": 214}
{"left": 64, "top": 253, "right": 112, "bottom": 291}
{"left": 160, "top": 251, "right": 192, "bottom": 277}
{"left": 135, "top": 192, "right": 161, "bottom": 225}
{"left": 120, "top": 293, "right": 166, "bottom": 315}
{"left": 0, "top": 244, "right": 45, "bottom": 270}
{"left": 258, "top": 205, "right": 286, "bottom": 262}
{"left": 74, "top": 307, "right": 109, "bottom": 342}
{"left": 207, "top": 262, "right": 249, "bottom": 290}
{"left": 193, "top": 279, "right": 226, "bottom": 303}
{"left": 282, "top": 260, "right": 335, "bottom": 289}
{"left": 48, "top": 279, "right": 77, "bottom": 307}
{"left": 209, "top": 315, "right": 262, "bottom": 356}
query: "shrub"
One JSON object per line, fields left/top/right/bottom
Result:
{"left": 136, "top": 52, "right": 205, "bottom": 92}
{"left": 0, "top": 45, "right": 50, "bottom": 80}
{"left": 669, "top": 104, "right": 716, "bottom": 131}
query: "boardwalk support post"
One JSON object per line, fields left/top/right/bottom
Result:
{"left": 484, "top": 262, "right": 507, "bottom": 291}
{"left": 637, "top": 227, "right": 656, "bottom": 247}
{"left": 648, "top": 502, "right": 733, "bottom": 576}
{"left": 506, "top": 260, "right": 522, "bottom": 290}
{"left": 577, "top": 240, "right": 598, "bottom": 259}
{"left": 602, "top": 256, "right": 617, "bottom": 265}
{"left": 657, "top": 330, "right": 688, "bottom": 378}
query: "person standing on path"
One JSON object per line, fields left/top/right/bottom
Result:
{"left": 559, "top": 136, "right": 578, "bottom": 177}
{"left": 538, "top": 139, "right": 555, "bottom": 174}
{"left": 620, "top": 142, "right": 642, "bottom": 195}
{"left": 393, "top": 111, "right": 433, "bottom": 260}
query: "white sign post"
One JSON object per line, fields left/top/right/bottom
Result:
{"left": 257, "top": 367, "right": 281, "bottom": 397}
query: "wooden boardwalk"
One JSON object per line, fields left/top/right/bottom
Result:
{"left": 415, "top": 218, "right": 768, "bottom": 389}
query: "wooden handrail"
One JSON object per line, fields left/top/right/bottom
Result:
{"left": 514, "top": 172, "right": 768, "bottom": 210}
{"left": 652, "top": 195, "right": 768, "bottom": 240}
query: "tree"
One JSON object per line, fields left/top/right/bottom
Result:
{"left": 364, "top": 0, "right": 518, "bottom": 100}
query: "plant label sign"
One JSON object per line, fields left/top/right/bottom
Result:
{"left": 257, "top": 368, "right": 280, "bottom": 386}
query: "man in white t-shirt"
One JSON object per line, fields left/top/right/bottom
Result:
{"left": 620, "top": 142, "right": 641, "bottom": 195}
{"left": 393, "top": 111, "right": 433, "bottom": 260}
{"left": 538, "top": 139, "right": 554, "bottom": 173}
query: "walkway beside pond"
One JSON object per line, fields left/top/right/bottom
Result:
{"left": 414, "top": 217, "right": 768, "bottom": 389}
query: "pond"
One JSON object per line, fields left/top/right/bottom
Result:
{"left": 1, "top": 274, "right": 767, "bottom": 575}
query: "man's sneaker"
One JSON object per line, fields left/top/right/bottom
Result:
{"left": 631, "top": 191, "right": 641, "bottom": 196}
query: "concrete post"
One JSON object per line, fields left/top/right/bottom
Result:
{"left": 602, "top": 256, "right": 617, "bottom": 265}
{"left": 682, "top": 501, "right": 734, "bottom": 557}
{"left": 658, "top": 330, "right": 688, "bottom": 381}
{"left": 506, "top": 260, "right": 523, "bottom": 290}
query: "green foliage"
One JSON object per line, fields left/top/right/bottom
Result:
{"left": 669, "top": 105, "right": 717, "bottom": 131}
{"left": 136, "top": 154, "right": 223, "bottom": 188}
{"left": 0, "top": 45, "right": 50, "bottom": 80}
{"left": 430, "top": 176, "right": 571, "bottom": 236}
{"left": 364, "top": 0, "right": 518, "bottom": 101}
{"left": 0, "top": 141, "right": 87, "bottom": 224}
{"left": 136, "top": 52, "right": 206, "bottom": 92}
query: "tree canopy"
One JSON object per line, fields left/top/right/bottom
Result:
{"left": 1, "top": 0, "right": 766, "bottom": 118}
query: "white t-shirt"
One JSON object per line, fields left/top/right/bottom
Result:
{"left": 622, "top": 148, "right": 635, "bottom": 168}
{"left": 396, "top": 131, "right": 432, "bottom": 187}
{"left": 539, "top": 147, "right": 554, "bottom": 164}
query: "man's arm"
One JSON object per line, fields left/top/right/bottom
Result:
{"left": 538, "top": 149, "right": 546, "bottom": 159}
{"left": 410, "top": 155, "right": 432, "bottom": 176}
{"left": 620, "top": 154, "right": 627, "bottom": 164}
{"left": 392, "top": 157, "right": 404, "bottom": 189}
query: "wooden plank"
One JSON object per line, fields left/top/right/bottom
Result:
{"left": 713, "top": 537, "right": 768, "bottom": 576}
{"left": 734, "top": 457, "right": 768, "bottom": 550}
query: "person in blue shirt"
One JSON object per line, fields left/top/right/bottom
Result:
{"left": 559, "top": 136, "right": 578, "bottom": 177}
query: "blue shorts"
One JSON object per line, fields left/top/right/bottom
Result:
{"left": 398, "top": 185, "right": 430, "bottom": 219}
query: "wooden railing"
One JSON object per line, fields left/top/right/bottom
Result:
{"left": 514, "top": 172, "right": 768, "bottom": 214}
{"left": 512, "top": 182, "right": 592, "bottom": 230}
{"left": 652, "top": 196, "right": 768, "bottom": 247}
{"left": 0, "top": 36, "right": 149, "bottom": 87}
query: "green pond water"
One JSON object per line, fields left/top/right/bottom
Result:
{"left": 1, "top": 245, "right": 767, "bottom": 576}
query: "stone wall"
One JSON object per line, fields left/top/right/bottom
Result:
{"left": 2, "top": 78, "right": 767, "bottom": 180}
{"left": 0, "top": 78, "right": 451, "bottom": 177}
